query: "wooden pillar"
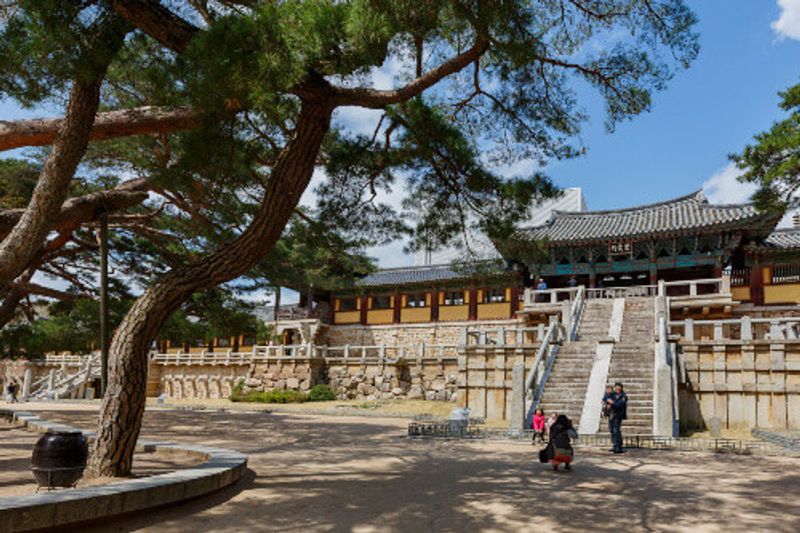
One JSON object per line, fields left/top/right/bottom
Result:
{"left": 510, "top": 285, "right": 521, "bottom": 318}
{"left": 749, "top": 260, "right": 764, "bottom": 306}
{"left": 589, "top": 263, "right": 597, "bottom": 288}
{"left": 431, "top": 289, "right": 439, "bottom": 322}
{"left": 393, "top": 292, "right": 401, "bottom": 323}
{"left": 468, "top": 289, "right": 478, "bottom": 320}
{"left": 360, "top": 295, "right": 369, "bottom": 325}
{"left": 649, "top": 260, "right": 658, "bottom": 285}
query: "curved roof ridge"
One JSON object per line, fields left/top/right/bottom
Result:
{"left": 549, "top": 190, "right": 705, "bottom": 218}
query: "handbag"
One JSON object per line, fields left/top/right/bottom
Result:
{"left": 538, "top": 447, "right": 549, "bottom": 463}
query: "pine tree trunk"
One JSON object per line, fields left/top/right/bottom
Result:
{"left": 88, "top": 96, "right": 333, "bottom": 477}
{"left": 0, "top": 17, "right": 128, "bottom": 288}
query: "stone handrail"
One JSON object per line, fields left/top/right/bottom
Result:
{"left": 460, "top": 325, "right": 547, "bottom": 346}
{"left": 525, "top": 319, "right": 565, "bottom": 415}
{"left": 150, "top": 343, "right": 461, "bottom": 365}
{"left": 0, "top": 408, "right": 247, "bottom": 532}
{"left": 669, "top": 316, "right": 800, "bottom": 342}
{"left": 566, "top": 285, "right": 586, "bottom": 340}
{"left": 523, "top": 286, "right": 579, "bottom": 306}
{"left": 585, "top": 284, "right": 658, "bottom": 299}
{"left": 654, "top": 312, "right": 679, "bottom": 437}
{"left": 659, "top": 277, "right": 728, "bottom": 297}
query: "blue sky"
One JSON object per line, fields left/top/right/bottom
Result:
{"left": 548, "top": 0, "right": 800, "bottom": 209}
{"left": 2, "top": 1, "right": 800, "bottom": 303}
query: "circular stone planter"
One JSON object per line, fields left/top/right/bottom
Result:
{"left": 0, "top": 408, "right": 247, "bottom": 533}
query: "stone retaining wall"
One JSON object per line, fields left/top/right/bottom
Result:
{"left": 457, "top": 345, "right": 540, "bottom": 420}
{"left": 323, "top": 319, "right": 522, "bottom": 348}
{"left": 153, "top": 356, "right": 459, "bottom": 402}
{"left": 326, "top": 357, "right": 458, "bottom": 402}
{"left": 679, "top": 340, "right": 800, "bottom": 431}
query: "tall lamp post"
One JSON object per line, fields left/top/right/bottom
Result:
{"left": 99, "top": 213, "right": 109, "bottom": 396}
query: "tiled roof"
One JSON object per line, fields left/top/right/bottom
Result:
{"left": 520, "top": 191, "right": 776, "bottom": 244}
{"left": 763, "top": 228, "right": 800, "bottom": 249}
{"left": 355, "top": 262, "right": 507, "bottom": 288}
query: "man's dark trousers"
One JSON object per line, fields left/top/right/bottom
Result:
{"left": 609, "top": 415, "right": 623, "bottom": 451}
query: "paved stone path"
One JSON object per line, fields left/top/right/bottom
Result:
{"left": 13, "top": 403, "right": 800, "bottom": 532}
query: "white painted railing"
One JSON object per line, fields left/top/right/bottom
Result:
{"left": 669, "top": 316, "right": 800, "bottom": 342}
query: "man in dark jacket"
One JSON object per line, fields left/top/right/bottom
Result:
{"left": 606, "top": 382, "right": 628, "bottom": 453}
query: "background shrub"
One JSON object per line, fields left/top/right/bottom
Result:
{"left": 307, "top": 384, "right": 336, "bottom": 401}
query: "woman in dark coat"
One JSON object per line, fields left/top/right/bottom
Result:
{"left": 544, "top": 414, "right": 578, "bottom": 471}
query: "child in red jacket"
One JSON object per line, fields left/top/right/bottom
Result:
{"left": 531, "top": 408, "right": 546, "bottom": 444}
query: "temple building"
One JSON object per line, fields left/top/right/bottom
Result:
{"left": 329, "top": 190, "right": 799, "bottom": 326}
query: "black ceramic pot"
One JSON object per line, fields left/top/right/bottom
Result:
{"left": 31, "top": 431, "right": 88, "bottom": 488}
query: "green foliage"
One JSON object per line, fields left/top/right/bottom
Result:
{"left": 0, "top": 298, "right": 132, "bottom": 358}
{"left": 0, "top": 159, "right": 39, "bottom": 209}
{"left": 308, "top": 384, "right": 337, "bottom": 402}
{"left": 230, "top": 388, "right": 309, "bottom": 404}
{"left": 733, "top": 80, "right": 800, "bottom": 214}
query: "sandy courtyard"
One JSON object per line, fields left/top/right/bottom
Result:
{"left": 5, "top": 402, "right": 800, "bottom": 532}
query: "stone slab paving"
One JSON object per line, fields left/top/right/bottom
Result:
{"left": 10, "top": 401, "right": 800, "bottom": 532}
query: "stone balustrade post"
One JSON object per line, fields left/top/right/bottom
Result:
{"left": 689, "top": 281, "right": 697, "bottom": 297}
{"left": 685, "top": 319, "right": 694, "bottom": 341}
{"left": 497, "top": 326, "right": 506, "bottom": 346}
{"left": 721, "top": 275, "right": 730, "bottom": 294}
{"left": 537, "top": 323, "right": 545, "bottom": 341}
{"left": 22, "top": 368, "right": 32, "bottom": 400}
{"left": 344, "top": 344, "right": 350, "bottom": 358}
{"left": 479, "top": 331, "right": 487, "bottom": 345}
{"left": 770, "top": 320, "right": 784, "bottom": 340}
{"left": 741, "top": 316, "right": 752, "bottom": 341}
{"left": 713, "top": 322, "right": 723, "bottom": 341}
{"left": 307, "top": 342, "right": 314, "bottom": 358}
{"left": 459, "top": 327, "right": 468, "bottom": 346}
{"left": 379, "top": 345, "right": 385, "bottom": 360}
{"left": 658, "top": 279, "right": 666, "bottom": 297}
{"left": 398, "top": 345, "right": 405, "bottom": 359}
{"left": 516, "top": 329, "right": 524, "bottom": 345}
{"left": 550, "top": 290, "right": 557, "bottom": 304}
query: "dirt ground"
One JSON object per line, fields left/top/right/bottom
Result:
{"left": 6, "top": 402, "right": 800, "bottom": 532}
{"left": 0, "top": 417, "right": 202, "bottom": 498}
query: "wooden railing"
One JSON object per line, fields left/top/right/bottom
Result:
{"left": 668, "top": 316, "right": 800, "bottom": 342}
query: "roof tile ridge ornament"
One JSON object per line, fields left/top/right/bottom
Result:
{"left": 550, "top": 189, "right": 706, "bottom": 218}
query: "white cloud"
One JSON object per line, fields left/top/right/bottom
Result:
{"left": 702, "top": 162, "right": 756, "bottom": 204}
{"left": 702, "top": 162, "right": 800, "bottom": 228}
{"left": 773, "top": 0, "right": 800, "bottom": 41}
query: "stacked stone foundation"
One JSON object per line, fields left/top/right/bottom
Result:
{"left": 679, "top": 340, "right": 800, "bottom": 430}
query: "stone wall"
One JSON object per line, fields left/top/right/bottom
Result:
{"left": 326, "top": 357, "right": 458, "bottom": 402}
{"left": 678, "top": 340, "right": 800, "bottom": 431}
{"left": 458, "top": 345, "right": 540, "bottom": 420}
{"left": 157, "top": 364, "right": 249, "bottom": 400}
{"left": 154, "top": 357, "right": 459, "bottom": 403}
{"left": 323, "top": 319, "right": 523, "bottom": 348}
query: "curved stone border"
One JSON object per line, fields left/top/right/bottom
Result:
{"left": 0, "top": 408, "right": 247, "bottom": 533}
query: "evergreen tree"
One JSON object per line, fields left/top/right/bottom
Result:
{"left": 0, "top": 1, "right": 699, "bottom": 476}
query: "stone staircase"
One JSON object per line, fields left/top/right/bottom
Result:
{"left": 605, "top": 298, "right": 655, "bottom": 436}
{"left": 537, "top": 299, "right": 613, "bottom": 427}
